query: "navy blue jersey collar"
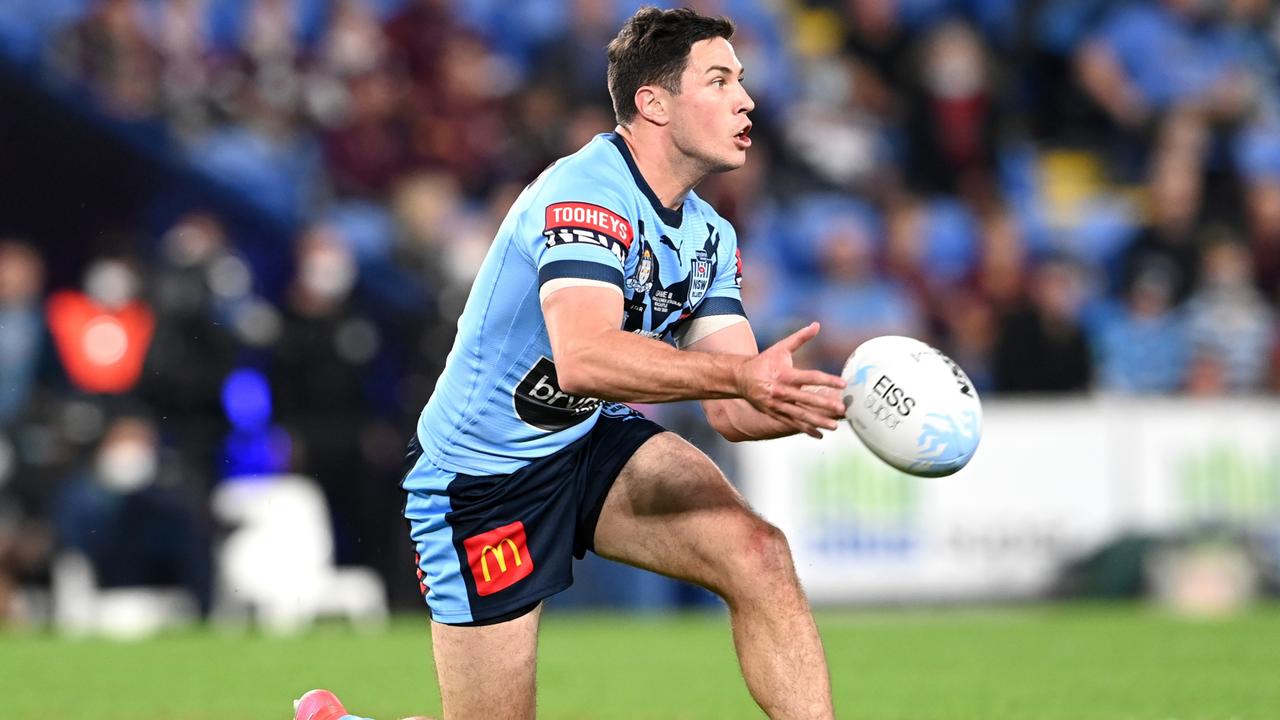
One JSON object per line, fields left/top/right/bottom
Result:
{"left": 606, "top": 132, "right": 684, "bottom": 228}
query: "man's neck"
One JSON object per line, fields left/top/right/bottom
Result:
{"left": 615, "top": 125, "right": 703, "bottom": 211}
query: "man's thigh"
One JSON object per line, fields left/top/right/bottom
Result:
{"left": 430, "top": 604, "right": 542, "bottom": 720}
{"left": 592, "top": 431, "right": 773, "bottom": 592}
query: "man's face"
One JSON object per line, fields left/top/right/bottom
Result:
{"left": 665, "top": 37, "right": 755, "bottom": 173}
{"left": 1163, "top": 0, "right": 1209, "bottom": 20}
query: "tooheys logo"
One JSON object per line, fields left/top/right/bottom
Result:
{"left": 514, "top": 356, "right": 601, "bottom": 430}
{"left": 543, "top": 202, "right": 633, "bottom": 264}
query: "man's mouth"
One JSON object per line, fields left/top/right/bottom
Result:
{"left": 734, "top": 125, "right": 752, "bottom": 147}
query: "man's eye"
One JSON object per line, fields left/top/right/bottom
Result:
{"left": 713, "top": 78, "right": 725, "bottom": 87}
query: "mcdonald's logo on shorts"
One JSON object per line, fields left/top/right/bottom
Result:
{"left": 462, "top": 521, "right": 534, "bottom": 596}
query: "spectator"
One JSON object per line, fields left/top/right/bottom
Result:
{"left": 52, "top": 0, "right": 161, "bottom": 119}
{"left": 385, "top": 1, "right": 509, "bottom": 193}
{"left": 929, "top": 208, "right": 1026, "bottom": 393}
{"left": 46, "top": 258, "right": 154, "bottom": 397}
{"left": 1022, "top": 0, "right": 1116, "bottom": 144}
{"left": 902, "top": 21, "right": 1003, "bottom": 210}
{"left": 972, "top": 209, "right": 1027, "bottom": 311}
{"left": 504, "top": 83, "right": 573, "bottom": 186}
{"left": 315, "top": 0, "right": 388, "bottom": 79}
{"left": 939, "top": 290, "right": 998, "bottom": 393}
{"left": 0, "top": 459, "right": 54, "bottom": 625}
{"left": 805, "top": 216, "right": 925, "bottom": 374}
{"left": 1247, "top": 180, "right": 1280, "bottom": 300}
{"left": 237, "top": 0, "right": 304, "bottom": 67}
{"left": 1077, "top": 0, "right": 1253, "bottom": 137}
{"left": 781, "top": 34, "right": 891, "bottom": 195}
{"left": 322, "top": 68, "right": 414, "bottom": 199}
{"left": 405, "top": 31, "right": 510, "bottom": 193}
{"left": 531, "top": 0, "right": 615, "bottom": 109}
{"left": 1096, "top": 265, "right": 1189, "bottom": 393}
{"left": 384, "top": 0, "right": 457, "bottom": 102}
{"left": 1076, "top": 0, "right": 1257, "bottom": 186}
{"left": 0, "top": 241, "right": 52, "bottom": 427}
{"left": 270, "top": 226, "right": 384, "bottom": 568}
{"left": 993, "top": 256, "right": 1093, "bottom": 393}
{"left": 153, "top": 0, "right": 218, "bottom": 138}
{"left": 1118, "top": 151, "right": 1204, "bottom": 305}
{"left": 309, "top": 0, "right": 401, "bottom": 180}
{"left": 140, "top": 213, "right": 242, "bottom": 487}
{"left": 883, "top": 198, "right": 981, "bottom": 302}
{"left": 0, "top": 241, "right": 56, "bottom": 625}
{"left": 840, "top": 0, "right": 912, "bottom": 120}
{"left": 1184, "top": 233, "right": 1276, "bottom": 393}
{"left": 53, "top": 413, "right": 214, "bottom": 615}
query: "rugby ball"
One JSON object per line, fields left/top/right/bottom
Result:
{"left": 841, "top": 336, "right": 981, "bottom": 477}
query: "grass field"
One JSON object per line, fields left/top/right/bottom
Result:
{"left": 4, "top": 603, "right": 1279, "bottom": 719}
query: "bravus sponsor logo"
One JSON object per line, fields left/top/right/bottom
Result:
{"left": 513, "top": 356, "right": 600, "bottom": 430}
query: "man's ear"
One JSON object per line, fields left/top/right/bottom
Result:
{"left": 634, "top": 85, "right": 670, "bottom": 126}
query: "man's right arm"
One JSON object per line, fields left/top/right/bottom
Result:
{"left": 542, "top": 285, "right": 845, "bottom": 438}
{"left": 1075, "top": 16, "right": 1149, "bottom": 128}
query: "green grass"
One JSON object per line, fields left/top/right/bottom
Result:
{"left": 3, "top": 603, "right": 1279, "bottom": 719}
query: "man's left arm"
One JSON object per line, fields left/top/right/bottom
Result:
{"left": 687, "top": 320, "right": 842, "bottom": 442}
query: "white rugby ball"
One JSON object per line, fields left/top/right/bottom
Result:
{"left": 841, "top": 335, "right": 982, "bottom": 477}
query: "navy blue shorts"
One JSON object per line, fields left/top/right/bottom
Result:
{"left": 400, "top": 403, "right": 665, "bottom": 625}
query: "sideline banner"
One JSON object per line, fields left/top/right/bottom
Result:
{"left": 738, "top": 399, "right": 1280, "bottom": 603}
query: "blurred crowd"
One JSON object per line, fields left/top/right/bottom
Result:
{"left": 1, "top": 0, "right": 1280, "bottom": 623}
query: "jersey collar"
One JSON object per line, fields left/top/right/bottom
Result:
{"left": 606, "top": 132, "right": 684, "bottom": 229}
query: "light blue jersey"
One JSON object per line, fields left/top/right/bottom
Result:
{"left": 411, "top": 133, "right": 746, "bottom": 483}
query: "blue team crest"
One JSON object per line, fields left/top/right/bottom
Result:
{"left": 626, "top": 244, "right": 655, "bottom": 293}
{"left": 689, "top": 253, "right": 712, "bottom": 307}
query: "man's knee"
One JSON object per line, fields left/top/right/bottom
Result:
{"left": 742, "top": 520, "right": 793, "bottom": 577}
{"left": 710, "top": 516, "right": 797, "bottom": 598}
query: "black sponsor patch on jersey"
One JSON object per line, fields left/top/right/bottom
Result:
{"left": 513, "top": 356, "right": 601, "bottom": 431}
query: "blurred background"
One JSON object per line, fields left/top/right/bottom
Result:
{"left": 0, "top": 0, "right": 1279, "bottom": 649}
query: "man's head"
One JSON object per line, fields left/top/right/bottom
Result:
{"left": 0, "top": 240, "right": 44, "bottom": 306}
{"left": 95, "top": 415, "right": 160, "bottom": 494}
{"left": 607, "top": 7, "right": 754, "bottom": 171}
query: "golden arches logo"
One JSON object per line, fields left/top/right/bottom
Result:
{"left": 478, "top": 538, "right": 523, "bottom": 582}
{"left": 463, "top": 520, "right": 533, "bottom": 595}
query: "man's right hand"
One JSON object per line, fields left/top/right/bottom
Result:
{"left": 734, "top": 322, "right": 847, "bottom": 438}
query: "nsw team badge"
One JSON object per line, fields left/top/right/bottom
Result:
{"left": 689, "top": 251, "right": 713, "bottom": 307}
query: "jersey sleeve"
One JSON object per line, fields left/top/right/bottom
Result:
{"left": 533, "top": 184, "right": 636, "bottom": 303}
{"left": 674, "top": 221, "right": 749, "bottom": 348}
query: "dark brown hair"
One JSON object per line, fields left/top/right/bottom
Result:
{"left": 606, "top": 7, "right": 735, "bottom": 125}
